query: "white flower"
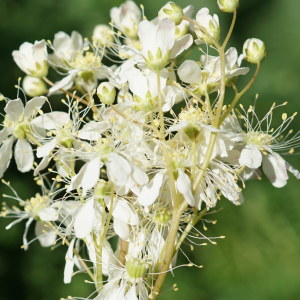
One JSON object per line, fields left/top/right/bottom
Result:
{"left": 110, "top": 1, "right": 142, "bottom": 40}
{"left": 194, "top": 8, "right": 220, "bottom": 45}
{"left": 48, "top": 31, "right": 113, "bottom": 94}
{"left": 194, "top": 160, "right": 244, "bottom": 209}
{"left": 1, "top": 181, "right": 62, "bottom": 250}
{"left": 0, "top": 97, "right": 46, "bottom": 177}
{"left": 178, "top": 48, "right": 249, "bottom": 95}
{"left": 12, "top": 40, "right": 48, "bottom": 77}
{"left": 237, "top": 103, "right": 300, "bottom": 187}
{"left": 125, "top": 67, "right": 168, "bottom": 111}
{"left": 138, "top": 19, "right": 193, "bottom": 70}
{"left": 48, "top": 31, "right": 83, "bottom": 66}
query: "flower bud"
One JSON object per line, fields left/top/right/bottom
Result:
{"left": 22, "top": 76, "right": 47, "bottom": 97}
{"left": 97, "top": 82, "right": 116, "bottom": 105}
{"left": 93, "top": 25, "right": 114, "bottom": 47}
{"left": 195, "top": 8, "right": 220, "bottom": 45}
{"left": 243, "top": 38, "right": 267, "bottom": 64}
{"left": 217, "top": 0, "right": 239, "bottom": 13}
{"left": 158, "top": 2, "right": 184, "bottom": 26}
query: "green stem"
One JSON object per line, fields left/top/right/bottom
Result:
{"left": 151, "top": 208, "right": 181, "bottom": 299}
{"left": 218, "top": 62, "right": 260, "bottom": 126}
{"left": 222, "top": 9, "right": 237, "bottom": 49}
{"left": 174, "top": 207, "right": 207, "bottom": 253}
{"left": 95, "top": 183, "right": 114, "bottom": 293}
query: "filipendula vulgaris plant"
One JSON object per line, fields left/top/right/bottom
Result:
{"left": 0, "top": 1, "right": 299, "bottom": 299}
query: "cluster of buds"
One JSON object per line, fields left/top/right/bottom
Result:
{"left": 0, "top": 1, "right": 297, "bottom": 300}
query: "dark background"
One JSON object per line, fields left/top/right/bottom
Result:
{"left": 0, "top": 0, "right": 300, "bottom": 299}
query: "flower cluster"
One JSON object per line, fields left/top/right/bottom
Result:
{"left": 1, "top": 1, "right": 299, "bottom": 299}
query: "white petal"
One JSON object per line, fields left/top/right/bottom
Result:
{"left": 226, "top": 67, "right": 250, "bottom": 79}
{"left": 112, "top": 199, "right": 139, "bottom": 225}
{"left": 239, "top": 143, "right": 262, "bottom": 169}
{"left": 138, "top": 282, "right": 148, "bottom": 300}
{"left": 156, "top": 18, "right": 175, "bottom": 57}
{"left": 86, "top": 234, "right": 96, "bottom": 264}
{"left": 4, "top": 99, "right": 24, "bottom": 122}
{"left": 38, "top": 207, "right": 58, "bottom": 221}
{"left": 114, "top": 218, "right": 130, "bottom": 241}
{"left": 64, "top": 238, "right": 76, "bottom": 284}
{"left": 125, "top": 67, "right": 148, "bottom": 98}
{"left": 138, "top": 171, "right": 164, "bottom": 206}
{"left": 102, "top": 240, "right": 117, "bottom": 276}
{"left": 176, "top": 169, "right": 195, "bottom": 206}
{"left": 14, "top": 139, "right": 34, "bottom": 172}
{"left": 178, "top": 60, "right": 202, "bottom": 84}
{"left": 285, "top": 161, "right": 300, "bottom": 179}
{"left": 125, "top": 285, "right": 138, "bottom": 300}
{"left": 82, "top": 157, "right": 103, "bottom": 196}
{"left": 48, "top": 74, "right": 74, "bottom": 95}
{"left": 223, "top": 47, "right": 238, "bottom": 72}
{"left": 262, "top": 153, "right": 288, "bottom": 188}
{"left": 170, "top": 34, "right": 193, "bottom": 59}
{"left": 77, "top": 121, "right": 110, "bottom": 140}
{"left": 132, "top": 163, "right": 149, "bottom": 186}
{"left": 0, "top": 127, "right": 13, "bottom": 144}
{"left": 74, "top": 198, "right": 95, "bottom": 238}
{"left": 36, "top": 138, "right": 56, "bottom": 158}
{"left": 67, "top": 162, "right": 88, "bottom": 192}
{"left": 138, "top": 20, "right": 157, "bottom": 58}
{"left": 107, "top": 153, "right": 132, "bottom": 186}
{"left": 0, "top": 136, "right": 14, "bottom": 178}
{"left": 23, "top": 96, "right": 46, "bottom": 120}
{"left": 35, "top": 221, "right": 56, "bottom": 247}
{"left": 31, "top": 111, "right": 70, "bottom": 129}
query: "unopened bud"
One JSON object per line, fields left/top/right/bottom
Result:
{"left": 158, "top": 2, "right": 184, "bottom": 26}
{"left": 243, "top": 38, "right": 267, "bottom": 64}
{"left": 217, "top": 0, "right": 239, "bottom": 13}
{"left": 22, "top": 76, "right": 47, "bottom": 97}
{"left": 97, "top": 82, "right": 116, "bottom": 105}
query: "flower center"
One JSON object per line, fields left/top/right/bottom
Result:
{"left": 69, "top": 51, "right": 102, "bottom": 70}
{"left": 24, "top": 193, "right": 49, "bottom": 219}
{"left": 92, "top": 138, "right": 114, "bottom": 162}
{"left": 246, "top": 130, "right": 272, "bottom": 149}
{"left": 4, "top": 115, "right": 29, "bottom": 140}
{"left": 94, "top": 179, "right": 111, "bottom": 205}
{"left": 55, "top": 122, "right": 74, "bottom": 148}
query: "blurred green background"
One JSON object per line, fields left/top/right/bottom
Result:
{"left": 0, "top": 0, "right": 300, "bottom": 299}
